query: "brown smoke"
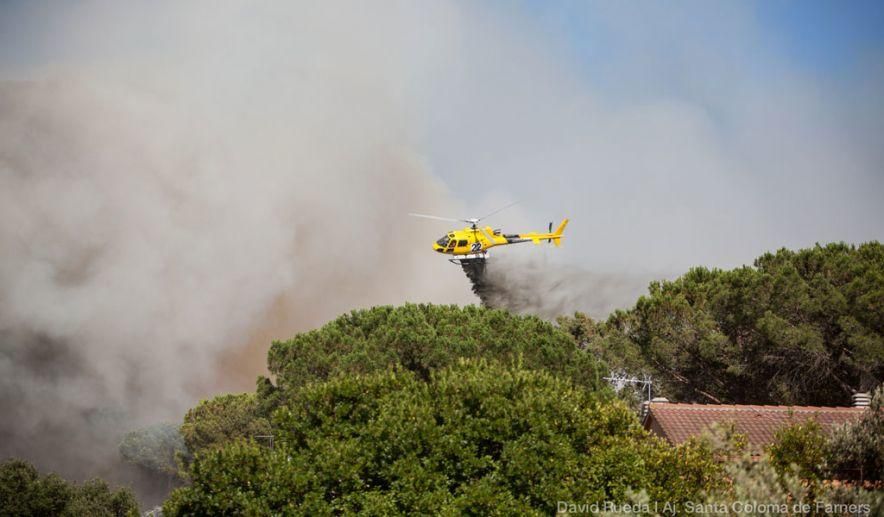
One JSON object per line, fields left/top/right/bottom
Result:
{"left": 0, "top": 1, "right": 474, "bottom": 501}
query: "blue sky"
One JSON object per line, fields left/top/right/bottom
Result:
{"left": 755, "top": 0, "right": 884, "bottom": 72}
{"left": 476, "top": 0, "right": 884, "bottom": 122}
{"left": 511, "top": 0, "right": 884, "bottom": 75}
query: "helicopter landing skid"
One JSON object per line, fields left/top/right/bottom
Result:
{"left": 448, "top": 252, "right": 488, "bottom": 265}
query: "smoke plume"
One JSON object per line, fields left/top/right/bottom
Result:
{"left": 0, "top": 1, "right": 474, "bottom": 501}
{"left": 462, "top": 254, "right": 654, "bottom": 320}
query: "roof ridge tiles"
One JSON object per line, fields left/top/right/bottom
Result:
{"left": 649, "top": 403, "right": 863, "bottom": 412}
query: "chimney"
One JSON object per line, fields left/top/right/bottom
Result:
{"left": 852, "top": 392, "right": 871, "bottom": 408}
{"left": 641, "top": 397, "right": 669, "bottom": 422}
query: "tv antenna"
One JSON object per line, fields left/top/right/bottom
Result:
{"left": 603, "top": 371, "right": 653, "bottom": 402}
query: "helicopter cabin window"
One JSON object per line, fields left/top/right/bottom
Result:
{"left": 457, "top": 240, "right": 468, "bottom": 247}
{"left": 447, "top": 239, "right": 456, "bottom": 249}
{"left": 436, "top": 235, "right": 450, "bottom": 247}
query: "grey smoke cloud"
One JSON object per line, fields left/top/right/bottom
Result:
{"left": 0, "top": 1, "right": 474, "bottom": 494}
{"left": 0, "top": 73, "right": 472, "bottom": 486}
{"left": 464, "top": 252, "right": 654, "bottom": 321}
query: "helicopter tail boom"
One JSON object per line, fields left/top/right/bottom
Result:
{"left": 519, "top": 218, "right": 569, "bottom": 246}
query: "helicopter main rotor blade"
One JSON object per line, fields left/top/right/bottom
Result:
{"left": 408, "top": 213, "right": 463, "bottom": 223}
{"left": 476, "top": 200, "right": 520, "bottom": 222}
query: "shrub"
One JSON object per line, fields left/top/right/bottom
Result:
{"left": 165, "top": 360, "right": 717, "bottom": 515}
{"left": 0, "top": 459, "right": 138, "bottom": 517}
{"left": 766, "top": 420, "right": 828, "bottom": 481}
{"left": 826, "top": 385, "right": 884, "bottom": 481}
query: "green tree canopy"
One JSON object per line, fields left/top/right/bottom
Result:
{"left": 560, "top": 242, "right": 884, "bottom": 405}
{"left": 0, "top": 459, "right": 138, "bottom": 517}
{"left": 182, "top": 304, "right": 604, "bottom": 460}
{"left": 267, "top": 303, "right": 603, "bottom": 400}
{"left": 165, "top": 360, "right": 719, "bottom": 516}
{"left": 179, "top": 392, "right": 271, "bottom": 460}
{"left": 119, "top": 423, "right": 187, "bottom": 477}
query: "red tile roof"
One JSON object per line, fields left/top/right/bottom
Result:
{"left": 643, "top": 402, "right": 865, "bottom": 450}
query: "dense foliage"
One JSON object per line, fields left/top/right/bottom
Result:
{"left": 703, "top": 453, "right": 883, "bottom": 516}
{"left": 825, "top": 385, "right": 884, "bottom": 481}
{"left": 560, "top": 242, "right": 883, "bottom": 405}
{"left": 766, "top": 420, "right": 828, "bottom": 481}
{"left": 613, "top": 424, "right": 883, "bottom": 515}
{"left": 0, "top": 459, "right": 138, "bottom": 517}
{"left": 179, "top": 393, "right": 271, "bottom": 461}
{"left": 267, "top": 303, "right": 602, "bottom": 396}
{"left": 165, "top": 361, "right": 720, "bottom": 515}
{"left": 119, "top": 423, "right": 188, "bottom": 478}
{"left": 183, "top": 304, "right": 601, "bottom": 457}
{"left": 763, "top": 391, "right": 884, "bottom": 484}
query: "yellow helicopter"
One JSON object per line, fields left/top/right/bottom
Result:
{"left": 409, "top": 202, "right": 568, "bottom": 264}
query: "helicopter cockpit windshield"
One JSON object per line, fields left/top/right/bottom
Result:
{"left": 436, "top": 235, "right": 451, "bottom": 247}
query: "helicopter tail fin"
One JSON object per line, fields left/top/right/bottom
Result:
{"left": 520, "top": 218, "right": 569, "bottom": 246}
{"left": 551, "top": 218, "right": 568, "bottom": 247}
